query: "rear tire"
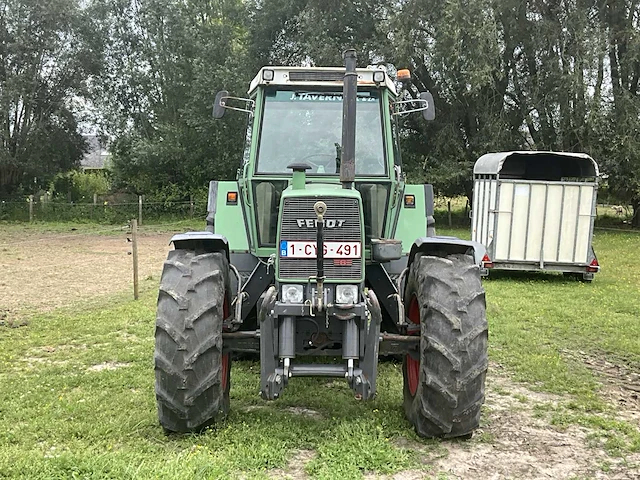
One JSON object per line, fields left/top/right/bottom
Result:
{"left": 154, "top": 249, "right": 231, "bottom": 433}
{"left": 402, "top": 253, "right": 488, "bottom": 438}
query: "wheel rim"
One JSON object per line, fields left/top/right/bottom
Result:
{"left": 222, "top": 295, "right": 230, "bottom": 392}
{"left": 406, "top": 294, "right": 420, "bottom": 397}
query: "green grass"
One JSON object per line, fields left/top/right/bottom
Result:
{"left": 480, "top": 228, "right": 640, "bottom": 455}
{"left": 1, "top": 226, "right": 639, "bottom": 477}
{"left": 422, "top": 225, "right": 640, "bottom": 456}
{"left": 0, "top": 291, "right": 423, "bottom": 479}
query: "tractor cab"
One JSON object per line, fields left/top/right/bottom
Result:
{"left": 221, "top": 65, "right": 411, "bottom": 254}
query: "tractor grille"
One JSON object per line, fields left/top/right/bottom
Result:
{"left": 278, "top": 196, "right": 362, "bottom": 281}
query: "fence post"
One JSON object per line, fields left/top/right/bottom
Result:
{"left": 138, "top": 195, "right": 143, "bottom": 226}
{"left": 447, "top": 200, "right": 452, "bottom": 228}
{"left": 131, "top": 219, "right": 139, "bottom": 300}
{"left": 29, "top": 195, "right": 34, "bottom": 222}
{"left": 190, "top": 194, "right": 194, "bottom": 217}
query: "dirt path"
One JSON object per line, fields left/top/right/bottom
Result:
{"left": 0, "top": 229, "right": 172, "bottom": 324}
{"left": 269, "top": 367, "right": 640, "bottom": 479}
{"left": 424, "top": 372, "right": 639, "bottom": 480}
{"left": 367, "top": 370, "right": 637, "bottom": 480}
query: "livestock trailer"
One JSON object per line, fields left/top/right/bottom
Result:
{"left": 472, "top": 151, "right": 600, "bottom": 281}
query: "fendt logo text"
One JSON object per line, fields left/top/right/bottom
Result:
{"left": 296, "top": 219, "right": 346, "bottom": 228}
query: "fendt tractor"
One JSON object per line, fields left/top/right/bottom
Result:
{"left": 154, "top": 50, "right": 489, "bottom": 439}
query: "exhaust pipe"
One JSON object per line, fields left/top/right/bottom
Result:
{"left": 340, "top": 49, "right": 357, "bottom": 188}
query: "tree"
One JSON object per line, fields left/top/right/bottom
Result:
{"left": 392, "top": 0, "right": 618, "bottom": 203}
{"left": 247, "top": 0, "right": 394, "bottom": 67}
{"left": 96, "top": 0, "right": 251, "bottom": 196}
{"left": 96, "top": 0, "right": 640, "bottom": 226}
{"left": 594, "top": 0, "right": 640, "bottom": 226}
{"left": 392, "top": 0, "right": 517, "bottom": 198}
{"left": 0, "top": 0, "right": 103, "bottom": 197}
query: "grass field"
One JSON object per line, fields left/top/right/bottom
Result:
{"left": 0, "top": 225, "right": 639, "bottom": 478}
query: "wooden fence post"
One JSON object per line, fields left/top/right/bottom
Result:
{"left": 29, "top": 195, "right": 34, "bottom": 222}
{"left": 138, "top": 195, "right": 143, "bottom": 226}
{"left": 190, "top": 194, "right": 194, "bottom": 217}
{"left": 447, "top": 200, "right": 452, "bottom": 227}
{"left": 131, "top": 219, "right": 139, "bottom": 300}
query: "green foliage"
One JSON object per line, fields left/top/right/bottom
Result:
{"left": 51, "top": 171, "right": 111, "bottom": 202}
{"left": 591, "top": 103, "right": 640, "bottom": 226}
{"left": 247, "top": 0, "right": 395, "bottom": 67}
{"left": 0, "top": 0, "right": 104, "bottom": 198}
{"left": 2, "top": 0, "right": 640, "bottom": 226}
{"left": 391, "top": 0, "right": 513, "bottom": 194}
{"left": 95, "top": 0, "right": 251, "bottom": 195}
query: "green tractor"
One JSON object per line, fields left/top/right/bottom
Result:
{"left": 154, "top": 50, "right": 488, "bottom": 439}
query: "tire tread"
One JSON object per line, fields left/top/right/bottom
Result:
{"left": 403, "top": 253, "right": 488, "bottom": 438}
{"left": 154, "top": 249, "right": 230, "bottom": 433}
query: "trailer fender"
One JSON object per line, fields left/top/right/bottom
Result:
{"left": 170, "top": 232, "right": 229, "bottom": 259}
{"left": 408, "top": 236, "right": 486, "bottom": 268}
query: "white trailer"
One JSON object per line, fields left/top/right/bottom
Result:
{"left": 471, "top": 151, "right": 600, "bottom": 281}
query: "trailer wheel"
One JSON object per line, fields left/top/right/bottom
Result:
{"left": 155, "top": 249, "right": 231, "bottom": 433}
{"left": 563, "top": 272, "right": 594, "bottom": 283}
{"left": 402, "top": 253, "right": 488, "bottom": 438}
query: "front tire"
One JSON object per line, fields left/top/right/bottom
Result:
{"left": 403, "top": 253, "right": 488, "bottom": 438}
{"left": 154, "top": 249, "right": 231, "bottom": 433}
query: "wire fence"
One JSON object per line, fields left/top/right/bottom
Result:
{"left": 0, "top": 197, "right": 207, "bottom": 224}
{"left": 0, "top": 197, "right": 637, "bottom": 325}
{"left": 0, "top": 195, "right": 636, "bottom": 229}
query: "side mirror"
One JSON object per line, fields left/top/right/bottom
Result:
{"left": 420, "top": 91, "right": 435, "bottom": 121}
{"left": 212, "top": 90, "right": 228, "bottom": 119}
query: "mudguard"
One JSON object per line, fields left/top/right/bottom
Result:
{"left": 408, "top": 236, "right": 487, "bottom": 267}
{"left": 170, "top": 232, "right": 229, "bottom": 258}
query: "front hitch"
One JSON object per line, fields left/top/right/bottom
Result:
{"left": 313, "top": 200, "right": 327, "bottom": 312}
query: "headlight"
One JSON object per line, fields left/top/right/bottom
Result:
{"left": 281, "top": 284, "right": 303, "bottom": 304}
{"left": 335, "top": 285, "right": 358, "bottom": 304}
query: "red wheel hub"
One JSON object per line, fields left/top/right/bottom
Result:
{"left": 222, "top": 295, "right": 230, "bottom": 391}
{"left": 406, "top": 295, "right": 420, "bottom": 397}
{"left": 221, "top": 352, "right": 230, "bottom": 391}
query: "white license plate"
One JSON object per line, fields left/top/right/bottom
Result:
{"left": 280, "top": 241, "right": 360, "bottom": 259}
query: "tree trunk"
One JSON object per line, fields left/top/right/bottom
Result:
{"left": 632, "top": 198, "right": 640, "bottom": 228}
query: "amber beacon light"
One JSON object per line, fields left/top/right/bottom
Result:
{"left": 397, "top": 69, "right": 411, "bottom": 82}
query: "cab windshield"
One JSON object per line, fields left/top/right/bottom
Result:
{"left": 256, "top": 89, "right": 386, "bottom": 175}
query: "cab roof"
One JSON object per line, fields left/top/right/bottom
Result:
{"left": 248, "top": 66, "right": 398, "bottom": 95}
